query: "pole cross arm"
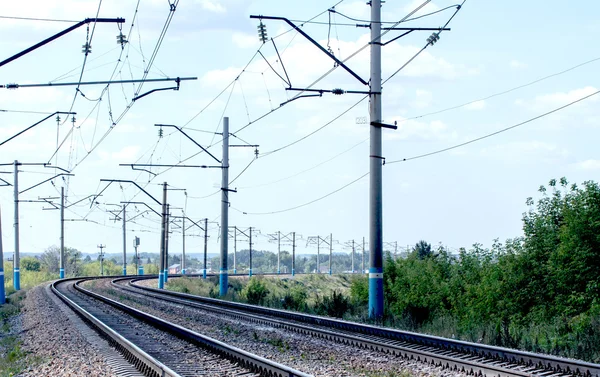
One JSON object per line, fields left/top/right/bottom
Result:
{"left": 155, "top": 124, "right": 221, "bottom": 164}
{"left": 2, "top": 77, "right": 197, "bottom": 89}
{"left": 98, "top": 179, "right": 162, "bottom": 205}
{"left": 19, "top": 173, "right": 73, "bottom": 194}
{"left": 120, "top": 201, "right": 162, "bottom": 218}
{"left": 0, "top": 18, "right": 125, "bottom": 68}
{"left": 0, "top": 112, "right": 76, "bottom": 147}
{"left": 250, "top": 15, "right": 368, "bottom": 86}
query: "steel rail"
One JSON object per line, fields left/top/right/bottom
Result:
{"left": 66, "top": 277, "right": 311, "bottom": 377}
{"left": 127, "top": 276, "right": 600, "bottom": 377}
{"left": 52, "top": 278, "right": 182, "bottom": 377}
{"left": 112, "top": 277, "right": 535, "bottom": 377}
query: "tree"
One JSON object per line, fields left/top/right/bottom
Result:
{"left": 40, "top": 246, "right": 83, "bottom": 276}
{"left": 414, "top": 240, "right": 432, "bottom": 259}
{"left": 21, "top": 256, "right": 41, "bottom": 271}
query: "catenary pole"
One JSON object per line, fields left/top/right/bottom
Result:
{"left": 122, "top": 204, "right": 127, "bottom": 276}
{"left": 60, "top": 187, "right": 65, "bottom": 278}
{"left": 317, "top": 238, "right": 320, "bottom": 274}
{"left": 363, "top": 237, "right": 366, "bottom": 274}
{"left": 368, "top": 0, "right": 384, "bottom": 320}
{"left": 203, "top": 217, "right": 208, "bottom": 279}
{"left": 329, "top": 233, "right": 333, "bottom": 275}
{"left": 182, "top": 215, "right": 186, "bottom": 274}
{"left": 292, "top": 232, "right": 296, "bottom": 276}
{"left": 164, "top": 204, "right": 170, "bottom": 282}
{"left": 0, "top": 205, "right": 5, "bottom": 304}
{"left": 158, "top": 182, "right": 167, "bottom": 288}
{"left": 13, "top": 160, "right": 20, "bottom": 290}
{"left": 248, "top": 227, "right": 253, "bottom": 277}
{"left": 219, "top": 117, "right": 230, "bottom": 295}
{"left": 233, "top": 226, "right": 237, "bottom": 274}
{"left": 277, "top": 231, "right": 281, "bottom": 274}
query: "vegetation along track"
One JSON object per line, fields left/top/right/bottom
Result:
{"left": 52, "top": 277, "right": 312, "bottom": 377}
{"left": 116, "top": 275, "right": 600, "bottom": 377}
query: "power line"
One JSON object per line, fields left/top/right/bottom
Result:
{"left": 386, "top": 89, "right": 600, "bottom": 164}
{"left": 234, "top": 172, "right": 368, "bottom": 215}
{"left": 399, "top": 56, "right": 600, "bottom": 123}
{"left": 0, "top": 15, "right": 78, "bottom": 23}
{"left": 240, "top": 138, "right": 367, "bottom": 189}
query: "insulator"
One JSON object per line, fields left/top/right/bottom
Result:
{"left": 332, "top": 88, "right": 345, "bottom": 95}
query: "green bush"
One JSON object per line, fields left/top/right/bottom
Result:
{"left": 314, "top": 291, "right": 350, "bottom": 318}
{"left": 242, "top": 277, "right": 269, "bottom": 305}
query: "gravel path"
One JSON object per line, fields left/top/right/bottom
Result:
{"left": 17, "top": 283, "right": 120, "bottom": 377}
{"left": 88, "top": 278, "right": 468, "bottom": 377}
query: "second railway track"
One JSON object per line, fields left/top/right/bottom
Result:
{"left": 103, "top": 275, "right": 600, "bottom": 377}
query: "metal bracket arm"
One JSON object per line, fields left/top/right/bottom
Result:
{"left": 0, "top": 18, "right": 125, "bottom": 68}
{"left": 250, "top": 15, "right": 368, "bottom": 86}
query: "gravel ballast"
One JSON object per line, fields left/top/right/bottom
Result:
{"left": 16, "top": 283, "right": 120, "bottom": 377}
{"left": 88, "top": 278, "right": 469, "bottom": 377}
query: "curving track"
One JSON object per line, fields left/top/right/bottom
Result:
{"left": 110, "top": 275, "right": 600, "bottom": 377}
{"left": 52, "top": 278, "right": 311, "bottom": 377}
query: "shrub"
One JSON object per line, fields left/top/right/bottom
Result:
{"left": 242, "top": 277, "right": 269, "bottom": 305}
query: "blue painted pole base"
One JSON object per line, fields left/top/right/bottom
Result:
{"left": 164, "top": 269, "right": 168, "bottom": 282}
{"left": 158, "top": 272, "right": 164, "bottom": 289}
{"left": 291, "top": 268, "right": 295, "bottom": 277}
{"left": 59, "top": 268, "right": 65, "bottom": 279}
{"left": 368, "top": 268, "right": 384, "bottom": 319}
{"left": 219, "top": 269, "right": 228, "bottom": 296}
{"left": 13, "top": 269, "right": 20, "bottom": 291}
{"left": 123, "top": 267, "right": 127, "bottom": 276}
{"left": 0, "top": 270, "right": 5, "bottom": 305}
{"left": 233, "top": 269, "right": 237, "bottom": 274}
{"left": 249, "top": 269, "right": 252, "bottom": 278}
{"left": 203, "top": 269, "right": 207, "bottom": 279}
{"left": 277, "top": 269, "right": 280, "bottom": 274}
{"left": 329, "top": 269, "right": 332, "bottom": 275}
{"left": 181, "top": 269, "right": 186, "bottom": 275}
{"left": 138, "top": 266, "right": 144, "bottom": 275}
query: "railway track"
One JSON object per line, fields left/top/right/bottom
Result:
{"left": 110, "top": 275, "right": 600, "bottom": 377}
{"left": 52, "top": 278, "right": 311, "bottom": 377}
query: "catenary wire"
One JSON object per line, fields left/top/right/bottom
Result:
{"left": 386, "top": 89, "right": 600, "bottom": 164}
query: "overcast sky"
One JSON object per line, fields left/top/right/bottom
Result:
{"left": 0, "top": 0, "right": 598, "bottom": 261}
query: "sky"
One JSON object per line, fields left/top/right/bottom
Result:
{"left": 0, "top": 0, "right": 599, "bottom": 261}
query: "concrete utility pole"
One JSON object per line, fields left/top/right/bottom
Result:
{"left": 277, "top": 231, "right": 281, "bottom": 274}
{"left": 60, "top": 186, "right": 65, "bottom": 279}
{"left": 233, "top": 226, "right": 237, "bottom": 274}
{"left": 368, "top": 0, "right": 384, "bottom": 319}
{"left": 249, "top": 227, "right": 253, "bottom": 277}
{"left": 159, "top": 182, "right": 167, "bottom": 289}
{"left": 329, "top": 233, "right": 333, "bottom": 275}
{"left": 122, "top": 204, "right": 127, "bottom": 276}
{"left": 219, "top": 116, "right": 230, "bottom": 296}
{"left": 13, "top": 160, "right": 20, "bottom": 290}
{"left": 362, "top": 237, "right": 366, "bottom": 274}
{"left": 97, "top": 244, "right": 105, "bottom": 276}
{"left": 203, "top": 217, "right": 208, "bottom": 279}
{"left": 164, "top": 204, "right": 170, "bottom": 282}
{"left": 181, "top": 215, "right": 186, "bottom": 275}
{"left": 352, "top": 240, "right": 355, "bottom": 273}
{"left": 292, "top": 232, "right": 296, "bottom": 276}
{"left": 0, "top": 205, "right": 5, "bottom": 304}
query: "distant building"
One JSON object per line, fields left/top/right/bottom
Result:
{"left": 168, "top": 264, "right": 181, "bottom": 274}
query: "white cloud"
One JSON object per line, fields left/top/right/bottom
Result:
{"left": 385, "top": 118, "right": 456, "bottom": 141}
{"left": 410, "top": 90, "right": 433, "bottom": 109}
{"left": 480, "top": 141, "right": 568, "bottom": 163}
{"left": 574, "top": 159, "right": 600, "bottom": 171}
{"left": 464, "top": 100, "right": 486, "bottom": 110}
{"left": 197, "top": 0, "right": 226, "bottom": 13}
{"left": 509, "top": 59, "right": 527, "bottom": 69}
{"left": 518, "top": 86, "right": 599, "bottom": 111}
